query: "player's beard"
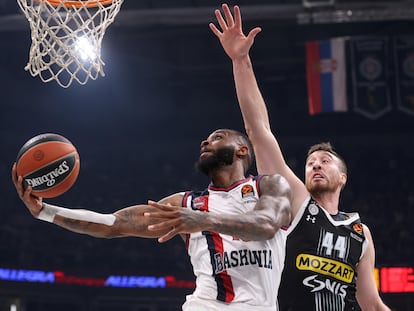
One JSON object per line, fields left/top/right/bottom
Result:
{"left": 196, "top": 146, "right": 235, "bottom": 176}
{"left": 306, "top": 178, "right": 338, "bottom": 197}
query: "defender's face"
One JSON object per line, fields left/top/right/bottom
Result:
{"left": 305, "top": 151, "right": 346, "bottom": 194}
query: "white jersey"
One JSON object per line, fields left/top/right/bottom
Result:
{"left": 181, "top": 176, "right": 285, "bottom": 310}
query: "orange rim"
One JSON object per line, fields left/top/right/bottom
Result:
{"left": 44, "top": 0, "right": 114, "bottom": 8}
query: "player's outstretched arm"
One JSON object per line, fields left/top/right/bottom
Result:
{"left": 12, "top": 163, "right": 179, "bottom": 239}
{"left": 146, "top": 174, "right": 291, "bottom": 243}
{"left": 210, "top": 4, "right": 308, "bottom": 216}
{"left": 356, "top": 225, "right": 391, "bottom": 311}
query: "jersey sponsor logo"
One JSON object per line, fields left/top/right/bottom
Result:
{"left": 303, "top": 274, "right": 348, "bottom": 299}
{"left": 296, "top": 254, "right": 355, "bottom": 283}
{"left": 214, "top": 249, "right": 272, "bottom": 274}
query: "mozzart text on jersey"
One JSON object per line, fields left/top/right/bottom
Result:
{"left": 296, "top": 254, "right": 355, "bottom": 283}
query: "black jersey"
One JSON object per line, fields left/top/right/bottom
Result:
{"left": 278, "top": 197, "right": 367, "bottom": 311}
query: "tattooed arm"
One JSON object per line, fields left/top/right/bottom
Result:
{"left": 51, "top": 200, "right": 182, "bottom": 239}
{"left": 12, "top": 163, "right": 183, "bottom": 239}
{"left": 146, "top": 174, "right": 291, "bottom": 242}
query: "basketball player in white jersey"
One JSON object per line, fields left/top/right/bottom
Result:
{"left": 209, "top": 4, "right": 391, "bottom": 311}
{"left": 12, "top": 128, "right": 291, "bottom": 311}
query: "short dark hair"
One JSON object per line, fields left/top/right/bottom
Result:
{"left": 307, "top": 142, "right": 347, "bottom": 175}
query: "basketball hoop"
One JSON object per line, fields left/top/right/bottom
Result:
{"left": 17, "top": 0, "right": 124, "bottom": 88}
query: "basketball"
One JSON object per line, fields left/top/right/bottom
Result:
{"left": 16, "top": 133, "right": 80, "bottom": 198}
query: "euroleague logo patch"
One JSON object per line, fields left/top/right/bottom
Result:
{"left": 353, "top": 223, "right": 363, "bottom": 234}
{"left": 241, "top": 185, "right": 254, "bottom": 198}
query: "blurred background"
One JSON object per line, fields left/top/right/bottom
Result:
{"left": 0, "top": 0, "right": 413, "bottom": 310}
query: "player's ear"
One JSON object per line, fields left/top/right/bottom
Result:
{"left": 340, "top": 173, "right": 347, "bottom": 190}
{"left": 236, "top": 145, "right": 249, "bottom": 157}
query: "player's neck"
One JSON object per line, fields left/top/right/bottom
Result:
{"left": 209, "top": 166, "right": 246, "bottom": 188}
{"left": 312, "top": 192, "right": 340, "bottom": 214}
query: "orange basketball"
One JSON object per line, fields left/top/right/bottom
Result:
{"left": 16, "top": 133, "right": 80, "bottom": 198}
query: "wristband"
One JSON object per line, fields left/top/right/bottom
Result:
{"left": 37, "top": 203, "right": 116, "bottom": 226}
{"left": 37, "top": 203, "right": 60, "bottom": 223}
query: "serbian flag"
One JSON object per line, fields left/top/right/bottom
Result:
{"left": 306, "top": 38, "right": 348, "bottom": 115}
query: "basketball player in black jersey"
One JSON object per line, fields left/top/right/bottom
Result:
{"left": 211, "top": 3, "right": 391, "bottom": 311}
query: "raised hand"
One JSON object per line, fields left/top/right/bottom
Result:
{"left": 209, "top": 4, "right": 261, "bottom": 61}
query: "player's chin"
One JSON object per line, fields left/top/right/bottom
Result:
{"left": 307, "top": 182, "right": 327, "bottom": 194}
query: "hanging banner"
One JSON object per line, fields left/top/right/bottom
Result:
{"left": 306, "top": 38, "right": 348, "bottom": 115}
{"left": 393, "top": 36, "right": 414, "bottom": 116}
{"left": 350, "top": 37, "right": 392, "bottom": 119}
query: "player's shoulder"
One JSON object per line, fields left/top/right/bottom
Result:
{"left": 159, "top": 192, "right": 186, "bottom": 206}
{"left": 361, "top": 223, "right": 372, "bottom": 236}
{"left": 257, "top": 173, "right": 291, "bottom": 194}
{"left": 256, "top": 172, "right": 287, "bottom": 183}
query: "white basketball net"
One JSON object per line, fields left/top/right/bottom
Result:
{"left": 17, "top": 0, "right": 124, "bottom": 88}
